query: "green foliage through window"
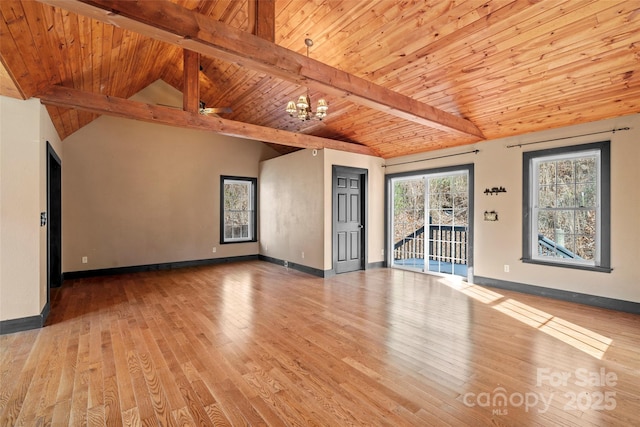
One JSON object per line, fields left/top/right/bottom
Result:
{"left": 221, "top": 176, "right": 257, "bottom": 243}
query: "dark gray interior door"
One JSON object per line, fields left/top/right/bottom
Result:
{"left": 333, "top": 167, "right": 365, "bottom": 273}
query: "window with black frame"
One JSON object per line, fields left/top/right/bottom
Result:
{"left": 220, "top": 176, "right": 257, "bottom": 243}
{"left": 522, "top": 141, "right": 611, "bottom": 272}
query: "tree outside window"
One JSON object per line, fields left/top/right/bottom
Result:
{"left": 221, "top": 176, "right": 257, "bottom": 243}
{"left": 522, "top": 141, "right": 611, "bottom": 272}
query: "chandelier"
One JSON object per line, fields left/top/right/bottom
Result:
{"left": 285, "top": 38, "right": 328, "bottom": 121}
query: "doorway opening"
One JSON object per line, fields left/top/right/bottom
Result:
{"left": 388, "top": 165, "right": 473, "bottom": 279}
{"left": 47, "top": 142, "right": 62, "bottom": 300}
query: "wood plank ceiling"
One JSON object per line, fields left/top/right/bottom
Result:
{"left": 1, "top": 0, "right": 639, "bottom": 158}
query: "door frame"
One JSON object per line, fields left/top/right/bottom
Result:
{"left": 47, "top": 142, "right": 62, "bottom": 304}
{"left": 332, "top": 165, "right": 368, "bottom": 274}
{"left": 385, "top": 163, "right": 474, "bottom": 281}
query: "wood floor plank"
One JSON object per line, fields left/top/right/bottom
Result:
{"left": 103, "top": 375, "right": 122, "bottom": 426}
{"left": 54, "top": 332, "right": 80, "bottom": 408}
{"left": 2, "top": 261, "right": 639, "bottom": 426}
{"left": 50, "top": 399, "right": 72, "bottom": 426}
{"left": 126, "top": 350, "right": 156, "bottom": 424}
{"left": 171, "top": 406, "right": 195, "bottom": 427}
{"left": 137, "top": 352, "right": 175, "bottom": 427}
{"left": 173, "top": 376, "right": 215, "bottom": 426}
{"left": 140, "top": 328, "right": 187, "bottom": 412}
{"left": 111, "top": 320, "right": 137, "bottom": 413}
{"left": 87, "top": 404, "right": 105, "bottom": 426}
{"left": 68, "top": 371, "right": 88, "bottom": 427}
{"left": 0, "top": 368, "right": 36, "bottom": 426}
{"left": 121, "top": 407, "right": 141, "bottom": 427}
{"left": 202, "top": 403, "right": 232, "bottom": 427}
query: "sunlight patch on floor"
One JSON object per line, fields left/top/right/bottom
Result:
{"left": 438, "top": 277, "right": 612, "bottom": 359}
{"left": 440, "top": 277, "right": 504, "bottom": 304}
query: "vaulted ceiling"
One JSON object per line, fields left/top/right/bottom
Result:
{"left": 1, "top": 0, "right": 639, "bottom": 158}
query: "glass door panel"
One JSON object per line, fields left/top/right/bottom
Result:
{"left": 391, "top": 171, "right": 469, "bottom": 278}
{"left": 391, "top": 177, "right": 426, "bottom": 271}
{"left": 426, "top": 173, "right": 468, "bottom": 276}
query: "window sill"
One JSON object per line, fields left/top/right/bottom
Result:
{"left": 522, "top": 258, "right": 612, "bottom": 273}
{"left": 220, "top": 239, "right": 258, "bottom": 245}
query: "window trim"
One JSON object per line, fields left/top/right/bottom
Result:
{"left": 522, "top": 141, "right": 611, "bottom": 273}
{"left": 220, "top": 176, "right": 258, "bottom": 244}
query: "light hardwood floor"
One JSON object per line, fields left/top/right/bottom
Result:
{"left": 1, "top": 261, "right": 639, "bottom": 426}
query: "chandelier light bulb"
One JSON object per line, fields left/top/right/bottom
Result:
{"left": 296, "top": 95, "right": 310, "bottom": 110}
{"left": 286, "top": 101, "right": 297, "bottom": 116}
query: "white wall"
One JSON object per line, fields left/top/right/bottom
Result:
{"left": 259, "top": 148, "right": 325, "bottom": 269}
{"left": 259, "top": 147, "right": 385, "bottom": 272}
{"left": 0, "top": 96, "right": 61, "bottom": 322}
{"left": 62, "top": 80, "right": 279, "bottom": 272}
{"left": 385, "top": 114, "right": 640, "bottom": 303}
{"left": 323, "top": 149, "right": 386, "bottom": 270}
{"left": 39, "top": 105, "right": 63, "bottom": 309}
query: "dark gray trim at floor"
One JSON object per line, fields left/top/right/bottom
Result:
{"left": 64, "top": 255, "right": 260, "bottom": 280}
{"left": 0, "top": 302, "right": 50, "bottom": 335}
{"left": 474, "top": 276, "right": 640, "bottom": 314}
{"left": 259, "top": 256, "right": 387, "bottom": 278}
{"left": 367, "top": 261, "right": 386, "bottom": 270}
{"left": 258, "top": 255, "right": 329, "bottom": 277}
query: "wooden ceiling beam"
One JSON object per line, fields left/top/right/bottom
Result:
{"left": 37, "top": 0, "right": 485, "bottom": 140}
{"left": 38, "top": 85, "right": 378, "bottom": 156}
{"left": 0, "top": 53, "right": 27, "bottom": 100}
{"left": 248, "top": 0, "right": 275, "bottom": 42}
{"left": 256, "top": 0, "right": 276, "bottom": 42}
{"left": 182, "top": 50, "right": 199, "bottom": 113}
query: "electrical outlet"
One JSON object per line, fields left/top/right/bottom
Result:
{"left": 284, "top": 261, "right": 288, "bottom": 268}
{"left": 212, "top": 247, "right": 217, "bottom": 253}
{"left": 82, "top": 256, "right": 88, "bottom": 264}
{"left": 301, "top": 251, "right": 305, "bottom": 259}
{"left": 504, "top": 264, "right": 510, "bottom": 273}
{"left": 381, "top": 248, "right": 385, "bottom": 256}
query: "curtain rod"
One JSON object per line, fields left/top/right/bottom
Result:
{"left": 382, "top": 149, "right": 479, "bottom": 168}
{"left": 506, "top": 127, "right": 630, "bottom": 149}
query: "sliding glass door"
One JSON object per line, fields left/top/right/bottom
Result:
{"left": 390, "top": 168, "right": 471, "bottom": 278}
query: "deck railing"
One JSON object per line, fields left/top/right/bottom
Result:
{"left": 393, "top": 229, "right": 581, "bottom": 266}
{"left": 429, "top": 225, "right": 468, "bottom": 265}
{"left": 393, "top": 225, "right": 468, "bottom": 265}
{"left": 537, "top": 234, "right": 582, "bottom": 259}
